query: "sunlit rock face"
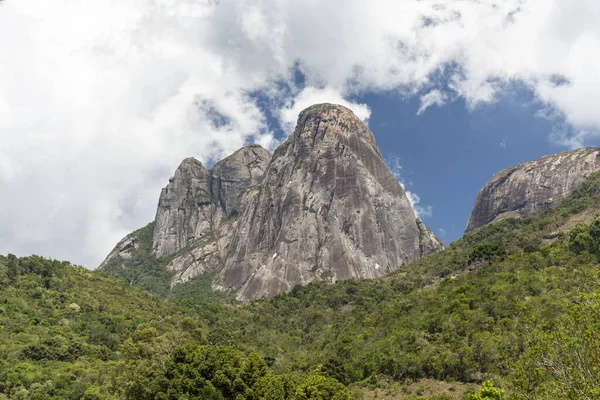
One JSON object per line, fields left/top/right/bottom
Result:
{"left": 216, "top": 104, "right": 444, "bottom": 301}
{"left": 100, "top": 104, "right": 443, "bottom": 301}
{"left": 466, "top": 147, "right": 600, "bottom": 232}
{"left": 152, "top": 158, "right": 213, "bottom": 258}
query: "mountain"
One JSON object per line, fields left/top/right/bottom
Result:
{"left": 466, "top": 147, "right": 600, "bottom": 232}
{"left": 217, "top": 104, "right": 443, "bottom": 300}
{"left": 99, "top": 104, "right": 443, "bottom": 301}
{"left": 5, "top": 168, "right": 600, "bottom": 399}
{"left": 153, "top": 144, "right": 272, "bottom": 287}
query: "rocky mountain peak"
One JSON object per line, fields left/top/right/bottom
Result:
{"left": 152, "top": 157, "right": 212, "bottom": 258}
{"left": 216, "top": 103, "right": 444, "bottom": 300}
{"left": 294, "top": 103, "right": 378, "bottom": 147}
{"left": 466, "top": 147, "right": 600, "bottom": 232}
{"left": 100, "top": 104, "right": 444, "bottom": 301}
{"left": 151, "top": 145, "right": 272, "bottom": 259}
{"left": 211, "top": 144, "right": 271, "bottom": 217}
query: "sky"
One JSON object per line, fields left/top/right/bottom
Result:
{"left": 1, "top": 0, "right": 600, "bottom": 268}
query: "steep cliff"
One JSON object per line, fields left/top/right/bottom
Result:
{"left": 152, "top": 158, "right": 213, "bottom": 258}
{"left": 211, "top": 144, "right": 271, "bottom": 217}
{"left": 216, "top": 104, "right": 444, "bottom": 300}
{"left": 466, "top": 147, "right": 600, "bottom": 232}
{"left": 99, "top": 104, "right": 444, "bottom": 301}
{"left": 99, "top": 145, "right": 272, "bottom": 279}
{"left": 163, "top": 145, "right": 273, "bottom": 286}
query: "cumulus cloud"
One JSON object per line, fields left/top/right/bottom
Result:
{"left": 1, "top": 0, "right": 600, "bottom": 266}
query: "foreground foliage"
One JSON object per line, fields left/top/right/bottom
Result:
{"left": 0, "top": 256, "right": 350, "bottom": 399}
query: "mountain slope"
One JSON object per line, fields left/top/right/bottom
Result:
{"left": 0, "top": 255, "right": 351, "bottom": 399}
{"left": 4, "top": 172, "right": 600, "bottom": 399}
{"left": 466, "top": 147, "right": 600, "bottom": 232}
{"left": 0, "top": 254, "right": 185, "bottom": 398}
{"left": 188, "top": 171, "right": 600, "bottom": 399}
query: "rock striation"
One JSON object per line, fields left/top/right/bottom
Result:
{"left": 152, "top": 158, "right": 213, "bottom": 258}
{"left": 210, "top": 145, "right": 271, "bottom": 218}
{"left": 99, "top": 104, "right": 444, "bottom": 300}
{"left": 466, "top": 147, "right": 600, "bottom": 232}
{"left": 151, "top": 146, "right": 272, "bottom": 259}
{"left": 100, "top": 146, "right": 272, "bottom": 273}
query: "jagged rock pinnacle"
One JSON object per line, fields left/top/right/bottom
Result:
{"left": 100, "top": 104, "right": 444, "bottom": 301}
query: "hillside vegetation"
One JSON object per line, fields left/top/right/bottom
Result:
{"left": 99, "top": 223, "right": 236, "bottom": 303}
{"left": 3, "top": 172, "right": 600, "bottom": 399}
{"left": 0, "top": 256, "right": 349, "bottom": 399}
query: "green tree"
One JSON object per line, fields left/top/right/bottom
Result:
{"left": 465, "top": 381, "right": 505, "bottom": 400}
{"left": 292, "top": 375, "right": 350, "bottom": 400}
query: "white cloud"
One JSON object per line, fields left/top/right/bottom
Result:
{"left": 438, "top": 228, "right": 447, "bottom": 238}
{"left": 417, "top": 90, "right": 448, "bottom": 115}
{"left": 1, "top": 0, "right": 600, "bottom": 266}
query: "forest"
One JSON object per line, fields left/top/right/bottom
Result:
{"left": 2, "top": 173, "right": 600, "bottom": 399}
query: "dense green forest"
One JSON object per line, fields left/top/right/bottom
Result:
{"left": 3, "top": 173, "right": 600, "bottom": 399}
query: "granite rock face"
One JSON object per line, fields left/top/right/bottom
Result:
{"left": 100, "top": 104, "right": 444, "bottom": 300}
{"left": 148, "top": 145, "right": 272, "bottom": 286}
{"left": 211, "top": 145, "right": 272, "bottom": 217}
{"left": 466, "top": 147, "right": 600, "bottom": 232}
{"left": 152, "top": 158, "right": 213, "bottom": 258}
{"left": 417, "top": 218, "right": 445, "bottom": 255}
{"left": 216, "top": 104, "right": 444, "bottom": 301}
{"left": 99, "top": 232, "right": 140, "bottom": 269}
{"left": 151, "top": 146, "right": 272, "bottom": 259}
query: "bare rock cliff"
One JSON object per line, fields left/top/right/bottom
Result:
{"left": 152, "top": 158, "right": 213, "bottom": 258}
{"left": 211, "top": 144, "right": 271, "bottom": 217}
{"left": 466, "top": 147, "right": 600, "bottom": 232}
{"left": 99, "top": 104, "right": 444, "bottom": 300}
{"left": 100, "top": 146, "right": 271, "bottom": 271}
{"left": 216, "top": 104, "right": 444, "bottom": 301}
{"left": 164, "top": 145, "right": 272, "bottom": 286}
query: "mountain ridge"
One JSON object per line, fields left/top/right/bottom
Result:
{"left": 6, "top": 170, "right": 600, "bottom": 399}
{"left": 99, "top": 103, "right": 444, "bottom": 301}
{"left": 466, "top": 147, "right": 600, "bottom": 232}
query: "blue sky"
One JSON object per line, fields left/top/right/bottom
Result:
{"left": 2, "top": 0, "right": 600, "bottom": 266}
{"left": 258, "top": 84, "right": 586, "bottom": 245}
{"left": 361, "top": 90, "right": 570, "bottom": 243}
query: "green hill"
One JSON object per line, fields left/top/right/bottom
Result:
{"left": 3, "top": 173, "right": 600, "bottom": 399}
{"left": 0, "top": 256, "right": 350, "bottom": 399}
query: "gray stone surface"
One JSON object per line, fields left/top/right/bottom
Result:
{"left": 417, "top": 217, "right": 445, "bottom": 256}
{"left": 215, "top": 104, "right": 444, "bottom": 301}
{"left": 151, "top": 146, "right": 272, "bottom": 259}
{"left": 98, "top": 232, "right": 139, "bottom": 269}
{"left": 211, "top": 144, "right": 272, "bottom": 217}
{"left": 152, "top": 158, "right": 213, "bottom": 258}
{"left": 100, "top": 104, "right": 444, "bottom": 300}
{"left": 466, "top": 147, "right": 600, "bottom": 232}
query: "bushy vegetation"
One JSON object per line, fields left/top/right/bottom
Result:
{"left": 0, "top": 256, "right": 349, "bottom": 399}
{"left": 2, "top": 172, "right": 600, "bottom": 399}
{"left": 99, "top": 222, "right": 174, "bottom": 298}
{"left": 0, "top": 254, "right": 184, "bottom": 398}
{"left": 99, "top": 223, "right": 235, "bottom": 303}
